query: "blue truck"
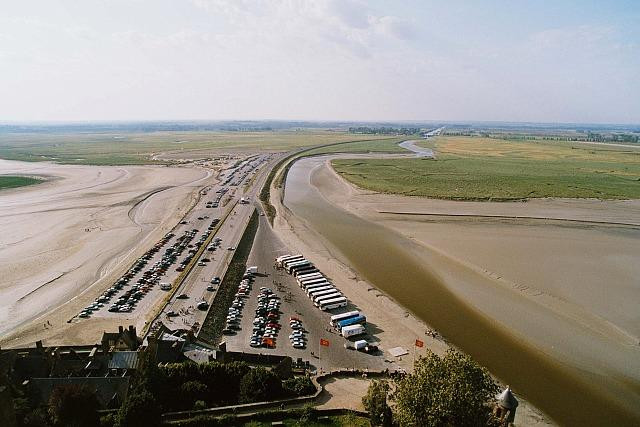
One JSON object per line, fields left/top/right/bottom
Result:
{"left": 337, "top": 315, "right": 367, "bottom": 330}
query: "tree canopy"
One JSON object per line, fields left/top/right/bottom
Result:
{"left": 362, "top": 379, "right": 392, "bottom": 427}
{"left": 392, "top": 349, "right": 499, "bottom": 426}
{"left": 238, "top": 367, "right": 283, "bottom": 403}
{"left": 48, "top": 384, "right": 99, "bottom": 427}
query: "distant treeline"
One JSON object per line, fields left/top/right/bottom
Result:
{"left": 349, "top": 126, "right": 420, "bottom": 135}
{"left": 444, "top": 130, "right": 639, "bottom": 144}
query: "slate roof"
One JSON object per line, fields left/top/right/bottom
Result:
{"left": 108, "top": 351, "right": 139, "bottom": 370}
{"left": 30, "top": 376, "right": 130, "bottom": 409}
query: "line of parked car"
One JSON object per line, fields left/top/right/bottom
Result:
{"left": 223, "top": 274, "right": 253, "bottom": 335}
{"left": 288, "top": 317, "right": 306, "bottom": 349}
{"left": 177, "top": 226, "right": 215, "bottom": 271}
{"left": 249, "top": 287, "right": 282, "bottom": 349}
{"left": 207, "top": 187, "right": 227, "bottom": 208}
{"left": 78, "top": 231, "right": 177, "bottom": 318}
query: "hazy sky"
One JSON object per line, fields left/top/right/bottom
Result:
{"left": 1, "top": 0, "right": 639, "bottom": 123}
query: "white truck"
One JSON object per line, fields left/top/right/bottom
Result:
{"left": 246, "top": 266, "right": 258, "bottom": 275}
{"left": 341, "top": 324, "right": 365, "bottom": 338}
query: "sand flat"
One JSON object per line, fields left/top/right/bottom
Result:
{"left": 0, "top": 159, "right": 209, "bottom": 342}
{"left": 278, "top": 153, "right": 640, "bottom": 424}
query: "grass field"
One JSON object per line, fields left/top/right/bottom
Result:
{"left": 331, "top": 136, "right": 640, "bottom": 200}
{"left": 0, "top": 131, "right": 392, "bottom": 165}
{"left": 304, "top": 136, "right": 409, "bottom": 156}
{"left": 0, "top": 175, "right": 42, "bottom": 190}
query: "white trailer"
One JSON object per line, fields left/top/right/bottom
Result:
{"left": 307, "top": 287, "right": 336, "bottom": 298}
{"left": 354, "top": 340, "right": 368, "bottom": 350}
{"left": 300, "top": 278, "right": 329, "bottom": 289}
{"left": 302, "top": 281, "right": 330, "bottom": 291}
{"left": 342, "top": 324, "right": 365, "bottom": 338}
{"left": 306, "top": 285, "right": 334, "bottom": 296}
{"left": 320, "top": 296, "right": 348, "bottom": 311}
{"left": 314, "top": 292, "right": 343, "bottom": 305}
{"left": 297, "top": 272, "right": 323, "bottom": 283}
{"left": 276, "top": 254, "right": 303, "bottom": 267}
{"left": 297, "top": 272, "right": 322, "bottom": 280}
{"left": 246, "top": 266, "right": 258, "bottom": 274}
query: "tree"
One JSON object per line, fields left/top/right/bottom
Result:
{"left": 392, "top": 349, "right": 499, "bottom": 427}
{"left": 48, "top": 384, "right": 99, "bottom": 427}
{"left": 362, "top": 379, "right": 392, "bottom": 426}
{"left": 282, "top": 376, "right": 316, "bottom": 397}
{"left": 238, "top": 367, "right": 283, "bottom": 403}
{"left": 116, "top": 390, "right": 161, "bottom": 427}
{"left": 179, "top": 381, "right": 209, "bottom": 409}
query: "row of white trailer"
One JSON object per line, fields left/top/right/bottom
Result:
{"left": 276, "top": 254, "right": 369, "bottom": 338}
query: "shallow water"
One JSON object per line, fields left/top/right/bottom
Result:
{"left": 284, "top": 156, "right": 640, "bottom": 426}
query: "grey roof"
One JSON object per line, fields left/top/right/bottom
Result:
{"left": 497, "top": 386, "right": 519, "bottom": 409}
{"left": 108, "top": 351, "right": 139, "bottom": 370}
{"left": 183, "top": 344, "right": 216, "bottom": 364}
{"left": 160, "top": 332, "right": 186, "bottom": 342}
{"left": 30, "top": 376, "right": 129, "bottom": 408}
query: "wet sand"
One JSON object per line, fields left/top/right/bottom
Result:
{"left": 271, "top": 160, "right": 552, "bottom": 426}
{"left": 277, "top": 154, "right": 640, "bottom": 426}
{"left": 0, "top": 159, "right": 210, "bottom": 347}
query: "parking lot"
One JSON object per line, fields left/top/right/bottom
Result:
{"left": 73, "top": 154, "right": 272, "bottom": 333}
{"left": 223, "top": 212, "right": 387, "bottom": 372}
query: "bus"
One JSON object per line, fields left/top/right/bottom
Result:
{"left": 314, "top": 292, "right": 343, "bottom": 305}
{"left": 301, "top": 281, "right": 330, "bottom": 291}
{"left": 307, "top": 285, "right": 335, "bottom": 297}
{"left": 290, "top": 263, "right": 313, "bottom": 275}
{"left": 298, "top": 271, "right": 322, "bottom": 279}
{"left": 330, "top": 311, "right": 361, "bottom": 327}
{"left": 294, "top": 267, "right": 318, "bottom": 277}
{"left": 283, "top": 258, "right": 308, "bottom": 270}
{"left": 299, "top": 278, "right": 328, "bottom": 288}
{"left": 336, "top": 315, "right": 366, "bottom": 330}
{"left": 276, "top": 254, "right": 303, "bottom": 268}
{"left": 293, "top": 267, "right": 318, "bottom": 277}
{"left": 320, "top": 296, "right": 348, "bottom": 311}
{"left": 286, "top": 260, "right": 310, "bottom": 274}
{"left": 311, "top": 289, "right": 341, "bottom": 301}
{"left": 297, "top": 272, "right": 323, "bottom": 283}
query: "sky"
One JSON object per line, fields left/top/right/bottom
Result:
{"left": 1, "top": 0, "right": 639, "bottom": 124}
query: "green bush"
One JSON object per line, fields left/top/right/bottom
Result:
{"left": 239, "top": 367, "right": 284, "bottom": 403}
{"left": 282, "top": 376, "right": 316, "bottom": 397}
{"left": 115, "top": 390, "right": 161, "bottom": 427}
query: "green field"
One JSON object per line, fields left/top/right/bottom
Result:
{"left": 0, "top": 175, "right": 42, "bottom": 190}
{"left": 331, "top": 136, "right": 640, "bottom": 200}
{"left": 303, "top": 136, "right": 409, "bottom": 156}
{"left": 0, "top": 131, "right": 393, "bottom": 165}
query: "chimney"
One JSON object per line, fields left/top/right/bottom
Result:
{"left": 35, "top": 340, "right": 43, "bottom": 350}
{"left": 128, "top": 325, "right": 136, "bottom": 336}
{"left": 118, "top": 326, "right": 124, "bottom": 334}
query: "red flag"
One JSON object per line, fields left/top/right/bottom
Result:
{"left": 320, "top": 338, "right": 330, "bottom": 347}
{"left": 415, "top": 339, "right": 424, "bottom": 348}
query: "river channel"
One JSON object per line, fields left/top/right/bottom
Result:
{"left": 283, "top": 155, "right": 640, "bottom": 427}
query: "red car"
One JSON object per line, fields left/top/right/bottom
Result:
{"left": 267, "top": 322, "right": 281, "bottom": 329}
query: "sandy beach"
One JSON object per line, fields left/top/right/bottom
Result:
{"left": 0, "top": 159, "right": 210, "bottom": 347}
